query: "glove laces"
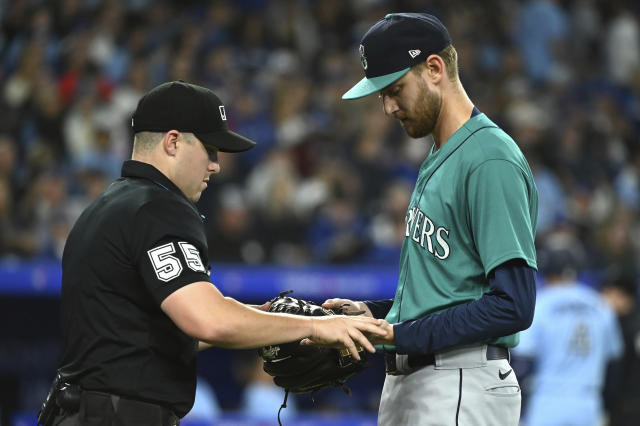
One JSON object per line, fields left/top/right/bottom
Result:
{"left": 277, "top": 389, "right": 289, "bottom": 426}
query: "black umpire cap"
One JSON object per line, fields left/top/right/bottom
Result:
{"left": 131, "top": 80, "right": 256, "bottom": 153}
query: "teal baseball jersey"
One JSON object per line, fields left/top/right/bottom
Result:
{"left": 385, "top": 113, "right": 538, "bottom": 349}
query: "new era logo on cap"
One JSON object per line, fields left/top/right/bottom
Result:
{"left": 342, "top": 13, "right": 452, "bottom": 100}
{"left": 219, "top": 105, "right": 227, "bottom": 121}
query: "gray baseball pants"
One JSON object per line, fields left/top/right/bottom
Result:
{"left": 379, "top": 344, "right": 521, "bottom": 425}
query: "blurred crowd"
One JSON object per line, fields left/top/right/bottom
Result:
{"left": 2, "top": 1, "right": 640, "bottom": 423}
{"left": 1, "top": 0, "right": 639, "bottom": 275}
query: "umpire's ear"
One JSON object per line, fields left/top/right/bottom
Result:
{"left": 162, "top": 130, "right": 181, "bottom": 156}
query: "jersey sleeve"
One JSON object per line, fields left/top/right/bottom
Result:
{"left": 467, "top": 159, "right": 537, "bottom": 275}
{"left": 132, "top": 198, "right": 211, "bottom": 305}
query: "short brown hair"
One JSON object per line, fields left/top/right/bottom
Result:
{"left": 133, "top": 131, "right": 164, "bottom": 154}
{"left": 411, "top": 44, "right": 459, "bottom": 81}
{"left": 132, "top": 131, "right": 197, "bottom": 155}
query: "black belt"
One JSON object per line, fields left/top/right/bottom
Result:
{"left": 385, "top": 344, "right": 510, "bottom": 375}
{"left": 57, "top": 388, "right": 180, "bottom": 426}
{"left": 85, "top": 392, "right": 180, "bottom": 426}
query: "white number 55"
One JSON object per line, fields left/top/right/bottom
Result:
{"left": 178, "top": 242, "right": 206, "bottom": 273}
{"left": 147, "top": 242, "right": 206, "bottom": 282}
{"left": 147, "top": 243, "right": 183, "bottom": 282}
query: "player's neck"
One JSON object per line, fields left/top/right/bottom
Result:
{"left": 432, "top": 87, "right": 474, "bottom": 151}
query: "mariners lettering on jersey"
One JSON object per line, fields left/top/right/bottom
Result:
{"left": 405, "top": 206, "right": 450, "bottom": 259}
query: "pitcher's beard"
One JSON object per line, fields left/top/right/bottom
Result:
{"left": 402, "top": 80, "right": 441, "bottom": 139}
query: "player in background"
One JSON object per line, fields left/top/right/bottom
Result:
{"left": 513, "top": 238, "right": 623, "bottom": 426}
{"left": 317, "top": 13, "right": 538, "bottom": 426}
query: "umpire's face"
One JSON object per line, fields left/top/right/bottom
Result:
{"left": 174, "top": 132, "right": 220, "bottom": 202}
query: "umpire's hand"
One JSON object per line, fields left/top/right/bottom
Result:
{"left": 300, "top": 316, "right": 391, "bottom": 357}
{"left": 322, "top": 299, "right": 396, "bottom": 346}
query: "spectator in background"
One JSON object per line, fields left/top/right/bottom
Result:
{"left": 0, "top": 0, "right": 638, "bottom": 276}
{"left": 74, "top": 126, "right": 123, "bottom": 180}
{"left": 107, "top": 58, "right": 150, "bottom": 160}
{"left": 513, "top": 0, "right": 569, "bottom": 84}
{"left": 207, "top": 185, "right": 263, "bottom": 264}
{"left": 308, "top": 188, "right": 368, "bottom": 264}
{"left": 63, "top": 83, "right": 104, "bottom": 165}
{"left": 602, "top": 270, "right": 640, "bottom": 426}
{"left": 3, "top": 42, "right": 43, "bottom": 113}
{"left": 594, "top": 207, "right": 638, "bottom": 274}
{"left": 228, "top": 87, "right": 276, "bottom": 168}
{"left": 604, "top": 6, "right": 640, "bottom": 88}
{"left": 4, "top": 142, "right": 59, "bottom": 258}
{"left": 0, "top": 136, "right": 19, "bottom": 192}
{"left": 0, "top": 178, "right": 16, "bottom": 255}
{"left": 348, "top": 101, "right": 397, "bottom": 211}
{"left": 531, "top": 163, "right": 568, "bottom": 236}
{"left": 307, "top": 161, "right": 368, "bottom": 264}
{"left": 22, "top": 171, "right": 82, "bottom": 259}
{"left": 367, "top": 179, "right": 411, "bottom": 263}
{"left": 245, "top": 149, "right": 310, "bottom": 264}
{"left": 31, "top": 74, "right": 66, "bottom": 159}
{"left": 513, "top": 234, "right": 623, "bottom": 426}
{"left": 614, "top": 150, "right": 640, "bottom": 209}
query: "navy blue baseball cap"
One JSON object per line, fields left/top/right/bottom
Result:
{"left": 132, "top": 81, "right": 256, "bottom": 153}
{"left": 343, "top": 13, "right": 452, "bottom": 100}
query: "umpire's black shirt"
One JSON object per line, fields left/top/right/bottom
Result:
{"left": 59, "top": 160, "right": 211, "bottom": 417}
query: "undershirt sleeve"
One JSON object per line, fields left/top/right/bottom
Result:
{"left": 393, "top": 259, "right": 536, "bottom": 354}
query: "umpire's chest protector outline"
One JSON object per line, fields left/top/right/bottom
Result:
{"left": 385, "top": 114, "right": 539, "bottom": 349}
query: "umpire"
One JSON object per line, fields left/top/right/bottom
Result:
{"left": 38, "top": 81, "right": 387, "bottom": 426}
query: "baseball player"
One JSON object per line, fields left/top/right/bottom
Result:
{"left": 38, "top": 81, "right": 388, "bottom": 426}
{"left": 513, "top": 242, "right": 623, "bottom": 426}
{"left": 320, "top": 13, "right": 538, "bottom": 425}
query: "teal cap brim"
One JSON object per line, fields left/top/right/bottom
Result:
{"left": 342, "top": 68, "right": 410, "bottom": 100}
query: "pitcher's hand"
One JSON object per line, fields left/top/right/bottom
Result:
{"left": 322, "top": 298, "right": 373, "bottom": 317}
